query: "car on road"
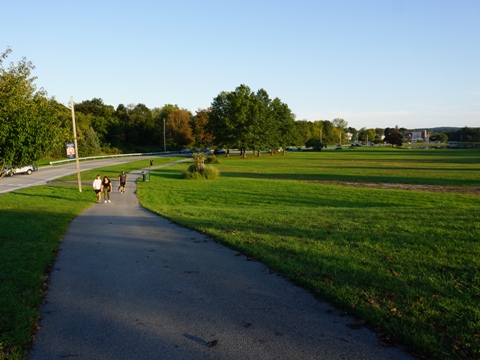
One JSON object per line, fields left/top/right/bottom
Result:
{"left": 2, "top": 164, "right": 38, "bottom": 176}
{"left": 179, "top": 148, "right": 192, "bottom": 154}
{"left": 213, "top": 148, "right": 226, "bottom": 155}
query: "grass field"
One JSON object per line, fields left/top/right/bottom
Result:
{"left": 1, "top": 148, "right": 479, "bottom": 359}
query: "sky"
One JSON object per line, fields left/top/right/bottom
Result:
{"left": 2, "top": 0, "right": 479, "bottom": 130}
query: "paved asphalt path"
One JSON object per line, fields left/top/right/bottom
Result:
{"left": 29, "top": 164, "right": 413, "bottom": 360}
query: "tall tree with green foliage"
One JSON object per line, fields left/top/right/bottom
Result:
{"left": 384, "top": 127, "right": 404, "bottom": 147}
{"left": 270, "top": 97, "right": 298, "bottom": 154}
{"left": 0, "top": 48, "right": 63, "bottom": 174}
{"left": 295, "top": 120, "right": 314, "bottom": 145}
{"left": 209, "top": 84, "right": 298, "bottom": 157}
{"left": 208, "top": 85, "right": 256, "bottom": 156}
{"left": 74, "top": 98, "right": 117, "bottom": 147}
{"left": 123, "top": 103, "right": 155, "bottom": 150}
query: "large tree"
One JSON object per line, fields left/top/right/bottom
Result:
{"left": 270, "top": 97, "right": 299, "bottom": 154}
{"left": 384, "top": 127, "right": 404, "bottom": 147}
{"left": 0, "top": 48, "right": 63, "bottom": 174}
{"left": 74, "top": 98, "right": 117, "bottom": 146}
{"left": 208, "top": 84, "right": 298, "bottom": 157}
{"left": 295, "top": 120, "right": 314, "bottom": 145}
{"left": 123, "top": 103, "right": 156, "bottom": 150}
{"left": 166, "top": 108, "right": 194, "bottom": 149}
{"left": 191, "top": 109, "right": 214, "bottom": 148}
{"left": 208, "top": 85, "right": 256, "bottom": 156}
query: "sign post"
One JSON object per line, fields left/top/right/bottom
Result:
{"left": 70, "top": 97, "right": 82, "bottom": 192}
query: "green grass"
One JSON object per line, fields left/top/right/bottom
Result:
{"left": 0, "top": 157, "right": 178, "bottom": 359}
{"left": 136, "top": 148, "right": 480, "bottom": 359}
{"left": 0, "top": 186, "right": 91, "bottom": 359}
{"left": 1, "top": 148, "right": 479, "bottom": 359}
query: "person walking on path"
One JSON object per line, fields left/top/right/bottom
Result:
{"left": 101, "top": 176, "right": 113, "bottom": 203}
{"left": 118, "top": 170, "right": 127, "bottom": 194}
{"left": 92, "top": 174, "right": 102, "bottom": 203}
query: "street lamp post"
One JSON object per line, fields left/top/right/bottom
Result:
{"left": 70, "top": 97, "right": 82, "bottom": 192}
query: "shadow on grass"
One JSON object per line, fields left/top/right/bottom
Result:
{"left": 216, "top": 171, "right": 480, "bottom": 187}
{"left": 146, "top": 161, "right": 479, "bottom": 187}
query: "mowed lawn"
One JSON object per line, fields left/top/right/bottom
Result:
{"left": 1, "top": 148, "right": 479, "bottom": 359}
{"left": 136, "top": 148, "right": 480, "bottom": 360}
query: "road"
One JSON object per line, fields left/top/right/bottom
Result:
{"left": 0, "top": 156, "right": 166, "bottom": 194}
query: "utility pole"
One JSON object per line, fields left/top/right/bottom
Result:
{"left": 70, "top": 97, "right": 82, "bottom": 192}
{"left": 163, "top": 118, "right": 166, "bottom": 152}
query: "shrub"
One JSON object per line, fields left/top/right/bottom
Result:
{"left": 182, "top": 164, "right": 219, "bottom": 179}
{"left": 205, "top": 155, "right": 219, "bottom": 164}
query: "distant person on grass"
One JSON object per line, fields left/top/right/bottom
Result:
{"left": 118, "top": 170, "right": 127, "bottom": 194}
{"left": 93, "top": 174, "right": 102, "bottom": 203}
{"left": 102, "top": 176, "right": 113, "bottom": 203}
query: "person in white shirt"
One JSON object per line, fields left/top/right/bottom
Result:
{"left": 92, "top": 174, "right": 102, "bottom": 203}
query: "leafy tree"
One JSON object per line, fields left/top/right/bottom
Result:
{"left": 208, "top": 85, "right": 257, "bottom": 156}
{"left": 191, "top": 109, "right": 214, "bottom": 148}
{"left": 294, "top": 120, "right": 314, "bottom": 145}
{"left": 384, "top": 127, "right": 404, "bottom": 147}
{"left": 124, "top": 103, "right": 155, "bottom": 150}
{"left": 302, "top": 120, "right": 342, "bottom": 148}
{"left": 111, "top": 104, "right": 129, "bottom": 149}
{"left": 74, "top": 98, "right": 117, "bottom": 146}
{"left": 0, "top": 48, "right": 63, "bottom": 174}
{"left": 358, "top": 128, "right": 376, "bottom": 143}
{"left": 166, "top": 108, "right": 194, "bottom": 149}
{"left": 305, "top": 138, "right": 323, "bottom": 150}
{"left": 209, "top": 85, "right": 299, "bottom": 157}
{"left": 445, "top": 126, "right": 480, "bottom": 143}
{"left": 375, "top": 128, "right": 385, "bottom": 137}
{"left": 430, "top": 133, "right": 448, "bottom": 143}
{"left": 271, "top": 97, "right": 299, "bottom": 154}
{"left": 321, "top": 120, "right": 339, "bottom": 145}
{"left": 454, "top": 127, "right": 479, "bottom": 142}
{"left": 47, "top": 101, "right": 78, "bottom": 158}
{"left": 250, "top": 88, "right": 269, "bottom": 155}
{"left": 78, "top": 126, "right": 102, "bottom": 156}
{"left": 153, "top": 104, "right": 182, "bottom": 150}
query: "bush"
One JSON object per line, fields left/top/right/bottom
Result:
{"left": 182, "top": 164, "right": 219, "bottom": 179}
{"left": 205, "top": 155, "right": 219, "bottom": 164}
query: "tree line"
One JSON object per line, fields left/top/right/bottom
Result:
{"left": 1, "top": 48, "right": 479, "bottom": 171}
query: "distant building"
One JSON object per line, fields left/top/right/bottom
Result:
{"left": 404, "top": 130, "right": 428, "bottom": 142}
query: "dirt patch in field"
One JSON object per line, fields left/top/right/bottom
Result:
{"left": 344, "top": 182, "right": 480, "bottom": 196}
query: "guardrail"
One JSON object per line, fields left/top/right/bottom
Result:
{"left": 49, "top": 152, "right": 172, "bottom": 165}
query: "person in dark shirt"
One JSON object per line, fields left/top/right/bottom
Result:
{"left": 118, "top": 170, "right": 127, "bottom": 194}
{"left": 102, "top": 176, "right": 113, "bottom": 203}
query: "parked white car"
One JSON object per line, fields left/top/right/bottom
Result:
{"left": 2, "top": 165, "right": 38, "bottom": 176}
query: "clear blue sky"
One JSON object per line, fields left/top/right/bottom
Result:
{"left": 2, "top": 0, "right": 479, "bottom": 130}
